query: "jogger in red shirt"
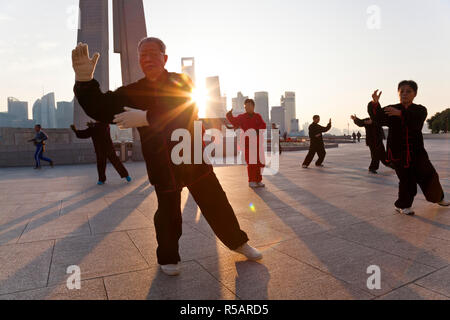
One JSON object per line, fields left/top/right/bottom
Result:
{"left": 226, "top": 99, "right": 267, "bottom": 188}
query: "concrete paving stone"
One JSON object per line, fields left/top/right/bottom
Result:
{"left": 88, "top": 207, "right": 153, "bottom": 234}
{"left": 415, "top": 266, "right": 450, "bottom": 297}
{"left": 61, "top": 197, "right": 109, "bottom": 215}
{"left": 103, "top": 194, "right": 149, "bottom": 209}
{"left": 188, "top": 215, "right": 295, "bottom": 248}
{"left": 48, "top": 232, "right": 148, "bottom": 286}
{"left": 0, "top": 240, "right": 54, "bottom": 295}
{"left": 255, "top": 214, "right": 333, "bottom": 237}
{"left": 0, "top": 278, "right": 107, "bottom": 300}
{"left": 104, "top": 261, "right": 236, "bottom": 300}
{"left": 326, "top": 221, "right": 450, "bottom": 268}
{"left": 18, "top": 210, "right": 91, "bottom": 243}
{"left": 377, "top": 284, "right": 449, "bottom": 300}
{"left": 127, "top": 225, "right": 231, "bottom": 267}
{"left": 196, "top": 247, "right": 370, "bottom": 300}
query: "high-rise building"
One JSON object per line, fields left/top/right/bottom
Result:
{"left": 281, "top": 92, "right": 296, "bottom": 133}
{"left": 33, "top": 93, "right": 57, "bottom": 128}
{"left": 291, "top": 119, "right": 299, "bottom": 132}
{"left": 75, "top": 0, "right": 109, "bottom": 129}
{"left": 181, "top": 57, "right": 196, "bottom": 85}
{"left": 254, "top": 92, "right": 270, "bottom": 126}
{"left": 302, "top": 122, "right": 310, "bottom": 136}
{"left": 271, "top": 106, "right": 286, "bottom": 135}
{"left": 7, "top": 97, "right": 28, "bottom": 121}
{"left": 205, "top": 76, "right": 226, "bottom": 118}
{"left": 56, "top": 100, "right": 74, "bottom": 128}
{"left": 232, "top": 92, "right": 247, "bottom": 116}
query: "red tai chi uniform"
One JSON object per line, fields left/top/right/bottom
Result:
{"left": 226, "top": 111, "right": 267, "bottom": 183}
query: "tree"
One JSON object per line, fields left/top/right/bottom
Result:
{"left": 427, "top": 108, "right": 450, "bottom": 134}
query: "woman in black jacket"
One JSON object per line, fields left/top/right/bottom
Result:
{"left": 368, "top": 80, "right": 448, "bottom": 215}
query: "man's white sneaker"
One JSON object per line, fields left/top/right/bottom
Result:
{"left": 160, "top": 264, "right": 180, "bottom": 276}
{"left": 257, "top": 182, "right": 265, "bottom": 188}
{"left": 249, "top": 182, "right": 259, "bottom": 188}
{"left": 234, "top": 243, "right": 263, "bottom": 261}
{"left": 437, "top": 199, "right": 450, "bottom": 207}
{"left": 395, "top": 206, "right": 415, "bottom": 216}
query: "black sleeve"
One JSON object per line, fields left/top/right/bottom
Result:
{"left": 320, "top": 122, "right": 331, "bottom": 133}
{"left": 353, "top": 117, "right": 365, "bottom": 127}
{"left": 73, "top": 128, "right": 92, "bottom": 139}
{"left": 73, "top": 79, "right": 134, "bottom": 124}
{"left": 367, "top": 102, "right": 388, "bottom": 126}
{"left": 403, "top": 105, "right": 427, "bottom": 131}
{"left": 308, "top": 125, "right": 316, "bottom": 139}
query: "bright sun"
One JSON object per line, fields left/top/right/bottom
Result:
{"left": 191, "top": 86, "right": 208, "bottom": 118}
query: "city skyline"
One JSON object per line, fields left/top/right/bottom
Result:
{"left": 0, "top": 0, "right": 449, "bottom": 131}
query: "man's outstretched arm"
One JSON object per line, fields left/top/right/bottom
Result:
{"left": 72, "top": 43, "right": 130, "bottom": 124}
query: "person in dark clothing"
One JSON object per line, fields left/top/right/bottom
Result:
{"left": 29, "top": 124, "right": 53, "bottom": 169}
{"left": 368, "top": 80, "right": 449, "bottom": 215}
{"left": 71, "top": 38, "right": 261, "bottom": 276}
{"left": 302, "top": 115, "right": 331, "bottom": 168}
{"left": 352, "top": 132, "right": 357, "bottom": 142}
{"left": 71, "top": 121, "right": 131, "bottom": 185}
{"left": 356, "top": 131, "right": 361, "bottom": 142}
{"left": 351, "top": 115, "right": 391, "bottom": 174}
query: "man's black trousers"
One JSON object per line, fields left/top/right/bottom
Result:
{"left": 368, "top": 142, "right": 388, "bottom": 171}
{"left": 96, "top": 150, "right": 129, "bottom": 182}
{"left": 154, "top": 171, "right": 249, "bottom": 265}
{"left": 394, "top": 151, "right": 444, "bottom": 209}
{"left": 303, "top": 143, "right": 326, "bottom": 166}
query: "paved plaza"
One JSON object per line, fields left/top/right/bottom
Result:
{"left": 0, "top": 140, "right": 449, "bottom": 300}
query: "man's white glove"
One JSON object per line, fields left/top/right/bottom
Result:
{"left": 113, "top": 107, "right": 149, "bottom": 129}
{"left": 72, "top": 43, "right": 100, "bottom": 82}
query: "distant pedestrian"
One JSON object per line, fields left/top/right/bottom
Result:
{"left": 357, "top": 131, "right": 361, "bottom": 142}
{"left": 302, "top": 115, "right": 331, "bottom": 168}
{"left": 29, "top": 124, "right": 53, "bottom": 169}
{"left": 71, "top": 121, "right": 131, "bottom": 185}
{"left": 352, "top": 132, "right": 356, "bottom": 142}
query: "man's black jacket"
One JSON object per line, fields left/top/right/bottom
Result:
{"left": 73, "top": 122, "right": 115, "bottom": 154}
{"left": 353, "top": 116, "right": 385, "bottom": 147}
{"left": 308, "top": 122, "right": 331, "bottom": 145}
{"left": 74, "top": 70, "right": 212, "bottom": 192}
{"left": 368, "top": 102, "right": 427, "bottom": 168}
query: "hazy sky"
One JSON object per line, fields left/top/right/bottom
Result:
{"left": 0, "top": 0, "right": 449, "bottom": 131}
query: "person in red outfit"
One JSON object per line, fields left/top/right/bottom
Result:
{"left": 226, "top": 99, "right": 267, "bottom": 188}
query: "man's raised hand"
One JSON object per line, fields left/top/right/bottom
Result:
{"left": 72, "top": 43, "right": 100, "bottom": 82}
{"left": 372, "top": 90, "right": 382, "bottom": 104}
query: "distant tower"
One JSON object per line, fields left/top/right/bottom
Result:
{"left": 271, "top": 106, "right": 286, "bottom": 135}
{"left": 254, "top": 92, "right": 270, "bottom": 126}
{"left": 205, "top": 76, "right": 226, "bottom": 118}
{"left": 74, "top": 0, "right": 147, "bottom": 129}
{"left": 281, "top": 92, "right": 296, "bottom": 133}
{"left": 181, "top": 57, "right": 196, "bottom": 85}
{"left": 74, "top": 0, "right": 109, "bottom": 129}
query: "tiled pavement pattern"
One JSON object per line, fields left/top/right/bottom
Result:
{"left": 0, "top": 140, "right": 448, "bottom": 300}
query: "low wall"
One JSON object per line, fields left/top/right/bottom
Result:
{"left": 0, "top": 128, "right": 97, "bottom": 167}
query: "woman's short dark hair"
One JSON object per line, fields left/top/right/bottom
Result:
{"left": 138, "top": 37, "right": 166, "bottom": 54}
{"left": 398, "top": 80, "right": 418, "bottom": 93}
{"left": 244, "top": 99, "right": 255, "bottom": 106}
{"left": 313, "top": 115, "right": 320, "bottom": 120}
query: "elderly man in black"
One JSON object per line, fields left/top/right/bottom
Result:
{"left": 351, "top": 114, "right": 390, "bottom": 174}
{"left": 72, "top": 38, "right": 261, "bottom": 276}
{"left": 368, "top": 80, "right": 449, "bottom": 215}
{"left": 71, "top": 121, "right": 131, "bottom": 185}
{"left": 302, "top": 115, "right": 331, "bottom": 168}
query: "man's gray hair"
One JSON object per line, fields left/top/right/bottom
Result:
{"left": 138, "top": 37, "right": 166, "bottom": 54}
